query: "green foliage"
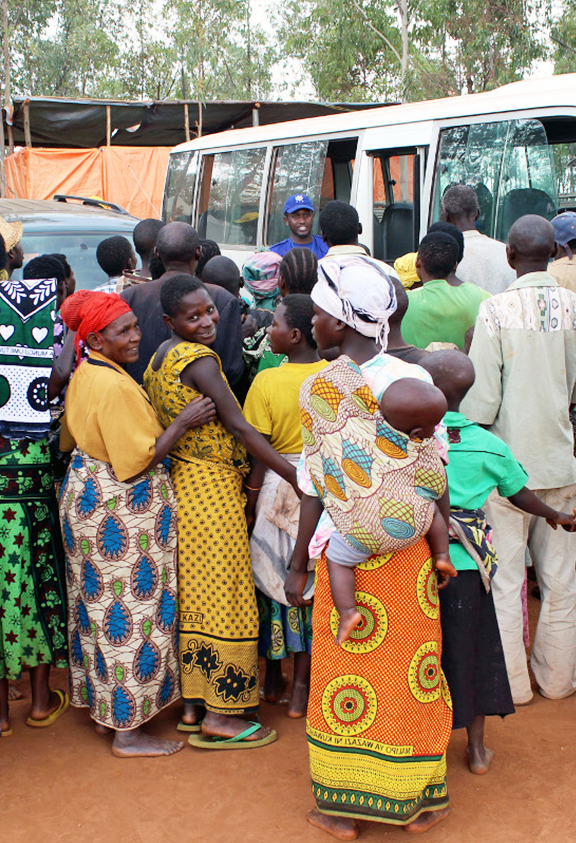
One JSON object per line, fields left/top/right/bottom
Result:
{"left": 276, "top": 0, "right": 550, "bottom": 103}
{"left": 3, "top": 0, "right": 555, "bottom": 103}
{"left": 276, "top": 0, "right": 403, "bottom": 101}
{"left": 7, "top": 0, "right": 274, "bottom": 100}
{"left": 421, "top": 0, "right": 549, "bottom": 95}
{"left": 9, "top": 0, "right": 122, "bottom": 97}
{"left": 553, "top": 1, "right": 576, "bottom": 75}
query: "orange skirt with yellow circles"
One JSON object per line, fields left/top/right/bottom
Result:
{"left": 307, "top": 538, "right": 452, "bottom": 825}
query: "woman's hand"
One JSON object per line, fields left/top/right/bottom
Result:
{"left": 177, "top": 396, "right": 216, "bottom": 431}
{"left": 285, "top": 567, "right": 312, "bottom": 607}
{"left": 285, "top": 465, "right": 303, "bottom": 499}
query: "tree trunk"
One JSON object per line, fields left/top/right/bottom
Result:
{"left": 2, "top": 0, "right": 12, "bottom": 155}
{"left": 397, "top": 0, "right": 409, "bottom": 103}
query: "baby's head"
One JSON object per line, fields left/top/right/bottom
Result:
{"left": 379, "top": 378, "right": 448, "bottom": 440}
{"left": 420, "top": 349, "right": 475, "bottom": 411}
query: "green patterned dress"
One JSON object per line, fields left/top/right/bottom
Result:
{"left": 0, "top": 436, "right": 68, "bottom": 679}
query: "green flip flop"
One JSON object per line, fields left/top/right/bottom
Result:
{"left": 177, "top": 719, "right": 204, "bottom": 733}
{"left": 187, "top": 722, "right": 278, "bottom": 750}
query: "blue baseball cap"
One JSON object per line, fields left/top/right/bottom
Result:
{"left": 284, "top": 194, "right": 315, "bottom": 215}
{"left": 551, "top": 212, "right": 576, "bottom": 246}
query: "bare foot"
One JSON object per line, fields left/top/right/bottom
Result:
{"left": 180, "top": 702, "right": 205, "bottom": 727}
{"left": 287, "top": 681, "right": 309, "bottom": 719}
{"left": 336, "top": 609, "right": 363, "bottom": 646}
{"left": 111, "top": 728, "right": 184, "bottom": 757}
{"left": 405, "top": 805, "right": 451, "bottom": 834}
{"left": 1, "top": 715, "right": 11, "bottom": 735}
{"left": 202, "top": 711, "right": 272, "bottom": 741}
{"left": 467, "top": 745, "right": 495, "bottom": 775}
{"left": 94, "top": 723, "right": 113, "bottom": 736}
{"left": 263, "top": 660, "right": 288, "bottom": 704}
{"left": 8, "top": 685, "right": 23, "bottom": 701}
{"left": 306, "top": 808, "right": 359, "bottom": 840}
{"left": 28, "top": 690, "right": 63, "bottom": 722}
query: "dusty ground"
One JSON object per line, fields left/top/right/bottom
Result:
{"left": 3, "top": 594, "right": 576, "bottom": 843}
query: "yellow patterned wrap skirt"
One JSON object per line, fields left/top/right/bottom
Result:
{"left": 308, "top": 538, "right": 452, "bottom": 825}
{"left": 171, "top": 454, "right": 259, "bottom": 716}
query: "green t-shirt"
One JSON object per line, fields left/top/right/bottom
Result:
{"left": 403, "top": 278, "right": 490, "bottom": 349}
{"left": 445, "top": 410, "right": 528, "bottom": 571}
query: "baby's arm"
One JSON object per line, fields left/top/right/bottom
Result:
{"left": 426, "top": 505, "right": 458, "bottom": 589}
{"left": 507, "top": 487, "right": 576, "bottom": 531}
{"left": 326, "top": 557, "right": 363, "bottom": 646}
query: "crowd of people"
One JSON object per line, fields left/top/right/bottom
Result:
{"left": 1, "top": 188, "right": 576, "bottom": 839}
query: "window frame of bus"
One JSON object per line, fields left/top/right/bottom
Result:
{"left": 429, "top": 116, "right": 558, "bottom": 242}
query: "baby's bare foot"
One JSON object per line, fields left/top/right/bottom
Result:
{"left": 336, "top": 609, "right": 363, "bottom": 646}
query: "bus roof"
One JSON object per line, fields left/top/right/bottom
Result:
{"left": 171, "top": 73, "right": 576, "bottom": 154}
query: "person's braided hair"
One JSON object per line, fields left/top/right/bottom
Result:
{"left": 279, "top": 247, "right": 318, "bottom": 294}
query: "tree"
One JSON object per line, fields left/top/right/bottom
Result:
{"left": 276, "top": 0, "right": 405, "bottom": 101}
{"left": 276, "top": 0, "right": 549, "bottom": 104}
{"left": 553, "top": 1, "right": 576, "bottom": 75}
{"left": 166, "top": 0, "right": 274, "bottom": 104}
{"left": 420, "top": 0, "right": 550, "bottom": 95}
{"left": 7, "top": 0, "right": 122, "bottom": 97}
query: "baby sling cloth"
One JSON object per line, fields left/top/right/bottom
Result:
{"left": 299, "top": 356, "right": 446, "bottom": 556}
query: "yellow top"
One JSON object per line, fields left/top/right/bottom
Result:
{"left": 62, "top": 350, "right": 163, "bottom": 482}
{"left": 144, "top": 342, "right": 249, "bottom": 474}
{"left": 243, "top": 360, "right": 327, "bottom": 453}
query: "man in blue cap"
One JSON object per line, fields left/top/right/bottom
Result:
{"left": 269, "top": 194, "right": 328, "bottom": 259}
{"left": 549, "top": 211, "right": 576, "bottom": 294}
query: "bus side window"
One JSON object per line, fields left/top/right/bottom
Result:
{"left": 265, "top": 137, "right": 357, "bottom": 247}
{"left": 163, "top": 151, "right": 198, "bottom": 223}
{"left": 372, "top": 151, "right": 416, "bottom": 263}
{"left": 496, "top": 119, "right": 558, "bottom": 241}
{"left": 266, "top": 141, "right": 328, "bottom": 247}
{"left": 431, "top": 119, "right": 557, "bottom": 242}
{"left": 196, "top": 148, "right": 266, "bottom": 247}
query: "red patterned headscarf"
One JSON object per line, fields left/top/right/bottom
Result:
{"left": 60, "top": 290, "right": 133, "bottom": 362}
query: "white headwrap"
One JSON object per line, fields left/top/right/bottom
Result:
{"left": 311, "top": 255, "right": 397, "bottom": 350}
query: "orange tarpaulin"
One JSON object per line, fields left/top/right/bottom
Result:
{"left": 5, "top": 146, "right": 171, "bottom": 220}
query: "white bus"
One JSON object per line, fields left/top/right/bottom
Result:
{"left": 163, "top": 74, "right": 576, "bottom": 266}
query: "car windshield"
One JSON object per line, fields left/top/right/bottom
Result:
{"left": 14, "top": 230, "right": 137, "bottom": 290}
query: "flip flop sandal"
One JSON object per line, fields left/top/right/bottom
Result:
{"left": 187, "top": 722, "right": 278, "bottom": 750}
{"left": 1, "top": 727, "right": 13, "bottom": 737}
{"left": 26, "top": 689, "right": 70, "bottom": 728}
{"left": 177, "top": 719, "right": 204, "bottom": 733}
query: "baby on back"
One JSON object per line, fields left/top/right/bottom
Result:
{"left": 300, "top": 357, "right": 456, "bottom": 645}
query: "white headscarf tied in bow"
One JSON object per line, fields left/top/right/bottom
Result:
{"left": 311, "top": 254, "right": 397, "bottom": 350}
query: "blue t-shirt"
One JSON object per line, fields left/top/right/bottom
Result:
{"left": 269, "top": 235, "right": 328, "bottom": 259}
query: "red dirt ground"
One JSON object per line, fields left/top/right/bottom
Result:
{"left": 3, "top": 594, "right": 576, "bottom": 843}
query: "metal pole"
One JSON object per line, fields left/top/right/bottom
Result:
{"left": 106, "top": 105, "right": 111, "bottom": 146}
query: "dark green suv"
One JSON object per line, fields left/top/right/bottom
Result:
{"left": 0, "top": 196, "right": 140, "bottom": 289}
